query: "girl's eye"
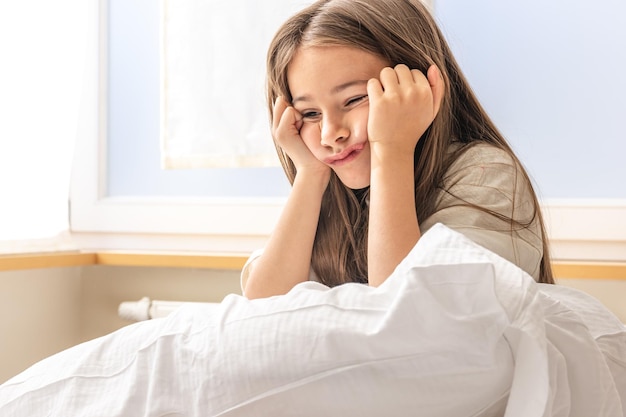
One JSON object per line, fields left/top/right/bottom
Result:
{"left": 346, "top": 95, "right": 368, "bottom": 106}
{"left": 301, "top": 111, "right": 321, "bottom": 121}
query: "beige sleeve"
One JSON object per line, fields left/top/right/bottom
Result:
{"left": 420, "top": 144, "right": 543, "bottom": 281}
{"left": 240, "top": 249, "right": 264, "bottom": 296}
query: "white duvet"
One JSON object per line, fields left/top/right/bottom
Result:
{"left": 1, "top": 224, "right": 624, "bottom": 416}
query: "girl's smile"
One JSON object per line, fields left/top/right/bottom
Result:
{"left": 323, "top": 142, "right": 366, "bottom": 166}
{"left": 287, "top": 45, "right": 390, "bottom": 189}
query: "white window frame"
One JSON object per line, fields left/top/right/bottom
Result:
{"left": 69, "top": 0, "right": 283, "bottom": 253}
{"left": 70, "top": 0, "right": 626, "bottom": 261}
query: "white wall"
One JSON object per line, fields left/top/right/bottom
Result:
{"left": 79, "top": 266, "right": 241, "bottom": 341}
{"left": 0, "top": 266, "right": 241, "bottom": 384}
{"left": 557, "top": 278, "right": 626, "bottom": 323}
{"left": 0, "top": 268, "right": 83, "bottom": 383}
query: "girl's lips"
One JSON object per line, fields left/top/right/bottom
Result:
{"left": 324, "top": 143, "right": 366, "bottom": 166}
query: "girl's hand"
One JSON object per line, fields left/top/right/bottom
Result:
{"left": 272, "top": 96, "right": 330, "bottom": 181}
{"left": 366, "top": 64, "right": 444, "bottom": 158}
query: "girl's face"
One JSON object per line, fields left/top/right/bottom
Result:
{"left": 287, "top": 45, "right": 390, "bottom": 189}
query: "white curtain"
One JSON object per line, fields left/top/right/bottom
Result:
{"left": 160, "top": 0, "right": 313, "bottom": 169}
{"left": 0, "top": 1, "right": 87, "bottom": 252}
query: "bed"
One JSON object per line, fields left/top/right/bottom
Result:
{"left": 0, "top": 224, "right": 624, "bottom": 416}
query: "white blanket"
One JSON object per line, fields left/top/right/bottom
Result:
{"left": 1, "top": 224, "right": 624, "bottom": 416}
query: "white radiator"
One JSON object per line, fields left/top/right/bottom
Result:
{"left": 118, "top": 297, "right": 220, "bottom": 322}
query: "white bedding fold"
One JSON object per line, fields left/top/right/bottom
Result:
{"left": 0, "top": 224, "right": 624, "bottom": 416}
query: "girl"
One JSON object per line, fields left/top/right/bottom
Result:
{"left": 242, "top": 0, "right": 554, "bottom": 299}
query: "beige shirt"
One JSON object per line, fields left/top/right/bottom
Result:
{"left": 420, "top": 143, "right": 543, "bottom": 281}
{"left": 241, "top": 143, "right": 544, "bottom": 291}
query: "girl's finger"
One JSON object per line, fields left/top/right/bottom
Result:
{"left": 410, "top": 68, "right": 427, "bottom": 85}
{"left": 394, "top": 64, "right": 420, "bottom": 85}
{"left": 367, "top": 77, "right": 384, "bottom": 100}
{"left": 378, "top": 66, "right": 400, "bottom": 91}
{"left": 282, "top": 106, "right": 302, "bottom": 131}
{"left": 272, "top": 96, "right": 289, "bottom": 132}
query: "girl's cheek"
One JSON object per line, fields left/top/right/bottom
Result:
{"left": 353, "top": 108, "right": 370, "bottom": 140}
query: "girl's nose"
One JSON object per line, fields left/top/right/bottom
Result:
{"left": 319, "top": 116, "right": 349, "bottom": 147}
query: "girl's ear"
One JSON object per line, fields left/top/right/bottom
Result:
{"left": 427, "top": 65, "right": 444, "bottom": 117}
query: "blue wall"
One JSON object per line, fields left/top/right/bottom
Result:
{"left": 435, "top": 0, "right": 626, "bottom": 199}
{"left": 107, "top": 0, "right": 626, "bottom": 199}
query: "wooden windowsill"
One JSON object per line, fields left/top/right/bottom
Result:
{"left": 0, "top": 251, "right": 625, "bottom": 280}
{"left": 0, "top": 252, "right": 97, "bottom": 271}
{"left": 0, "top": 251, "right": 248, "bottom": 272}
{"left": 551, "top": 262, "right": 626, "bottom": 281}
{"left": 94, "top": 251, "right": 249, "bottom": 270}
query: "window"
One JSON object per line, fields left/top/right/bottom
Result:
{"left": 70, "top": 0, "right": 285, "bottom": 253}
{"left": 69, "top": 0, "right": 626, "bottom": 261}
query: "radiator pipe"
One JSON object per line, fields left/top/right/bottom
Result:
{"left": 118, "top": 297, "right": 218, "bottom": 322}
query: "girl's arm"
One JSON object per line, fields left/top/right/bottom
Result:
{"left": 243, "top": 171, "right": 326, "bottom": 299}
{"left": 366, "top": 65, "right": 444, "bottom": 286}
{"left": 368, "top": 142, "right": 420, "bottom": 287}
{"left": 243, "top": 97, "right": 330, "bottom": 299}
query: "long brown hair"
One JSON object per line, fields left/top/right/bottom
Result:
{"left": 266, "top": 0, "right": 554, "bottom": 285}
